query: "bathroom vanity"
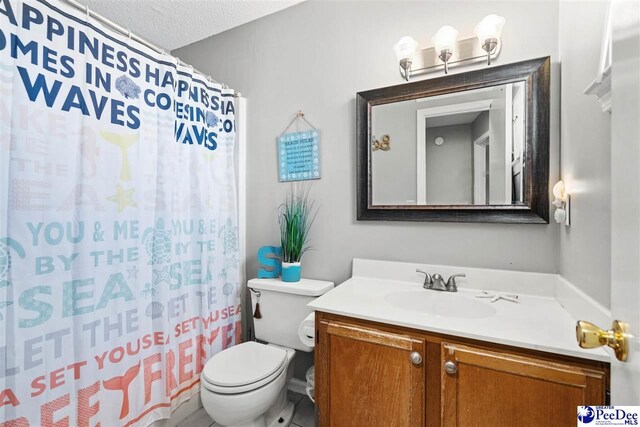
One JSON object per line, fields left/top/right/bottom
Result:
{"left": 310, "top": 260, "right": 610, "bottom": 427}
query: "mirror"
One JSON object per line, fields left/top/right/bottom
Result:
{"left": 357, "top": 57, "right": 550, "bottom": 223}
{"left": 372, "top": 83, "right": 526, "bottom": 206}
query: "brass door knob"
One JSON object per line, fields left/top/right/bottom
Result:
{"left": 576, "top": 320, "right": 629, "bottom": 362}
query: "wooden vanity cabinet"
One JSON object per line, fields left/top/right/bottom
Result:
{"left": 441, "top": 343, "right": 607, "bottom": 427}
{"left": 315, "top": 312, "right": 609, "bottom": 427}
{"left": 315, "top": 318, "right": 426, "bottom": 427}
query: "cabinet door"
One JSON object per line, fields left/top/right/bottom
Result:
{"left": 316, "top": 320, "right": 425, "bottom": 427}
{"left": 441, "top": 343, "right": 607, "bottom": 427}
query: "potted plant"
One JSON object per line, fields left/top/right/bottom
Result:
{"left": 279, "top": 186, "right": 317, "bottom": 282}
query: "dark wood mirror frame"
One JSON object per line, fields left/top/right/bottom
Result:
{"left": 356, "top": 56, "right": 550, "bottom": 224}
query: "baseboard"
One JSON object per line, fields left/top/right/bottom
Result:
{"left": 288, "top": 378, "right": 307, "bottom": 395}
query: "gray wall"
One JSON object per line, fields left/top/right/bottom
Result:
{"left": 425, "top": 125, "right": 472, "bottom": 204}
{"left": 371, "top": 100, "right": 418, "bottom": 204}
{"left": 558, "top": 1, "right": 611, "bottom": 307}
{"left": 175, "top": 0, "right": 561, "bottom": 287}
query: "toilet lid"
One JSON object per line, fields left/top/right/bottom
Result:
{"left": 202, "top": 341, "right": 287, "bottom": 388}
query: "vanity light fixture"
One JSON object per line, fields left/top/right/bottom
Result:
{"left": 393, "top": 15, "right": 505, "bottom": 80}
{"left": 552, "top": 180, "right": 570, "bottom": 225}
{"left": 474, "top": 14, "right": 506, "bottom": 66}
{"left": 431, "top": 26, "right": 459, "bottom": 74}
{"left": 393, "top": 36, "right": 418, "bottom": 81}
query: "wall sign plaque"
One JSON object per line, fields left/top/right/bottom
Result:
{"left": 278, "top": 111, "right": 321, "bottom": 182}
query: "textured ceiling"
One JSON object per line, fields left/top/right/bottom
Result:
{"left": 79, "top": 0, "right": 304, "bottom": 51}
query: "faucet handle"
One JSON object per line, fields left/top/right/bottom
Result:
{"left": 446, "top": 274, "right": 466, "bottom": 291}
{"left": 416, "top": 269, "right": 432, "bottom": 288}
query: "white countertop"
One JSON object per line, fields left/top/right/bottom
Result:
{"left": 308, "top": 275, "right": 610, "bottom": 362}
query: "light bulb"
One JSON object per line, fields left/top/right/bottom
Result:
{"left": 552, "top": 180, "right": 565, "bottom": 200}
{"left": 431, "top": 26, "right": 459, "bottom": 56}
{"left": 474, "top": 14, "right": 506, "bottom": 45}
{"left": 431, "top": 26, "right": 458, "bottom": 74}
{"left": 475, "top": 14, "right": 505, "bottom": 65}
{"left": 393, "top": 36, "right": 418, "bottom": 62}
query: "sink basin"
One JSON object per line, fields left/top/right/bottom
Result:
{"left": 384, "top": 291, "right": 497, "bottom": 318}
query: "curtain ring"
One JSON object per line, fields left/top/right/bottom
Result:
{"left": 85, "top": 5, "right": 90, "bottom": 20}
{"left": 127, "top": 29, "right": 132, "bottom": 41}
{"left": 207, "top": 75, "right": 212, "bottom": 83}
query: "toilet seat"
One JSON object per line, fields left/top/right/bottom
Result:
{"left": 202, "top": 342, "right": 288, "bottom": 394}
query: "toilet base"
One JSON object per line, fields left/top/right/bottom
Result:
{"left": 221, "top": 399, "right": 294, "bottom": 427}
{"left": 263, "top": 378, "right": 295, "bottom": 427}
{"left": 267, "top": 401, "right": 294, "bottom": 427}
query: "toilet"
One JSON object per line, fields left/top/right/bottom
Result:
{"left": 201, "top": 277, "right": 334, "bottom": 427}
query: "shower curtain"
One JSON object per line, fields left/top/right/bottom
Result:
{"left": 0, "top": 0, "right": 241, "bottom": 425}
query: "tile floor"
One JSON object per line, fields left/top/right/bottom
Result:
{"left": 178, "top": 391, "right": 315, "bottom": 427}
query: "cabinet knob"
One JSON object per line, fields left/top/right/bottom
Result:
{"left": 444, "top": 361, "right": 457, "bottom": 374}
{"left": 410, "top": 351, "right": 422, "bottom": 365}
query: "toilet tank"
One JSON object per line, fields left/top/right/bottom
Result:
{"left": 249, "top": 278, "right": 334, "bottom": 352}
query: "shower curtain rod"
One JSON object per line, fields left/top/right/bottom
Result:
{"left": 60, "top": 0, "right": 238, "bottom": 95}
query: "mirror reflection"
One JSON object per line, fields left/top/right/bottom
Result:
{"left": 371, "top": 82, "right": 526, "bottom": 206}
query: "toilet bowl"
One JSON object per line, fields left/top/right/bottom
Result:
{"left": 201, "top": 341, "right": 296, "bottom": 427}
{"left": 200, "top": 278, "right": 334, "bottom": 427}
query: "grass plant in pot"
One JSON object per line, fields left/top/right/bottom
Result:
{"left": 279, "top": 186, "right": 317, "bottom": 282}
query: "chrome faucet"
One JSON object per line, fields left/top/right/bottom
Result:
{"left": 431, "top": 274, "right": 447, "bottom": 291}
{"left": 416, "top": 269, "right": 465, "bottom": 293}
